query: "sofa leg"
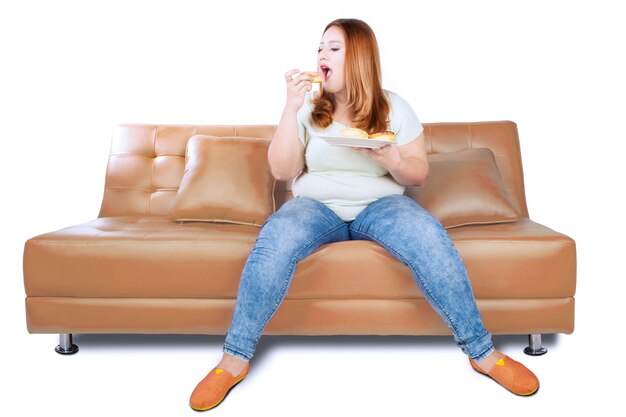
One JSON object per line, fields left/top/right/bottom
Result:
{"left": 55, "top": 333, "right": 79, "bottom": 355}
{"left": 523, "top": 334, "right": 547, "bottom": 356}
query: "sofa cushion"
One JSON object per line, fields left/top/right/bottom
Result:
{"left": 169, "top": 135, "right": 275, "bottom": 227}
{"left": 405, "top": 148, "right": 520, "bottom": 228}
{"left": 23, "top": 217, "right": 575, "bottom": 300}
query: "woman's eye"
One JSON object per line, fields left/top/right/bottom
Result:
{"left": 318, "top": 48, "right": 340, "bottom": 53}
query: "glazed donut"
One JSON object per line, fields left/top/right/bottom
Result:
{"left": 339, "top": 127, "right": 369, "bottom": 138}
{"left": 368, "top": 131, "right": 395, "bottom": 141}
{"left": 300, "top": 72, "right": 324, "bottom": 83}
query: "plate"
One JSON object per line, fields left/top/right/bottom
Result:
{"left": 316, "top": 135, "right": 395, "bottom": 149}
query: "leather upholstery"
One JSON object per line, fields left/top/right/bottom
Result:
{"left": 406, "top": 148, "right": 520, "bottom": 228}
{"left": 23, "top": 121, "right": 576, "bottom": 336}
{"left": 24, "top": 217, "right": 574, "bottom": 299}
{"left": 169, "top": 135, "right": 275, "bottom": 226}
{"left": 97, "top": 122, "right": 529, "bottom": 218}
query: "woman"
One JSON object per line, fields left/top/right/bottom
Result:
{"left": 189, "top": 18, "right": 539, "bottom": 411}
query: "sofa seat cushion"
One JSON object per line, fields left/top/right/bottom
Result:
{"left": 24, "top": 217, "right": 575, "bottom": 299}
{"left": 24, "top": 216, "right": 260, "bottom": 298}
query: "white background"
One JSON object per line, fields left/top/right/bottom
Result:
{"left": 1, "top": 0, "right": 624, "bottom": 415}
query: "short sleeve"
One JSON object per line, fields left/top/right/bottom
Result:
{"left": 388, "top": 91, "right": 424, "bottom": 146}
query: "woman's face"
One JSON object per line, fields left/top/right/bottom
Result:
{"left": 317, "top": 25, "right": 346, "bottom": 94}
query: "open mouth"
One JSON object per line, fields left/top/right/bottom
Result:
{"left": 320, "top": 64, "right": 333, "bottom": 80}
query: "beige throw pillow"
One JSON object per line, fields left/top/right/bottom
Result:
{"left": 170, "top": 135, "right": 275, "bottom": 227}
{"left": 405, "top": 148, "right": 520, "bottom": 229}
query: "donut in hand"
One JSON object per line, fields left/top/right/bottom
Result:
{"left": 300, "top": 72, "right": 324, "bottom": 83}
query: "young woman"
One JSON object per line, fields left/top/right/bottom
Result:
{"left": 189, "top": 18, "right": 539, "bottom": 411}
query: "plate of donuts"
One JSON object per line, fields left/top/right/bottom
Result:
{"left": 317, "top": 128, "right": 396, "bottom": 149}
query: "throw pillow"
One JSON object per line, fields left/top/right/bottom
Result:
{"left": 404, "top": 148, "right": 520, "bottom": 229}
{"left": 170, "top": 135, "right": 275, "bottom": 227}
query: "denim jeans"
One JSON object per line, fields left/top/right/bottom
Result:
{"left": 223, "top": 195, "right": 495, "bottom": 363}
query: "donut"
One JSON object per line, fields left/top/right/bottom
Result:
{"left": 300, "top": 72, "right": 324, "bottom": 83}
{"left": 368, "top": 131, "right": 395, "bottom": 141}
{"left": 339, "top": 127, "right": 369, "bottom": 138}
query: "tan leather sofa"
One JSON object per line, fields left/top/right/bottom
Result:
{"left": 23, "top": 121, "right": 576, "bottom": 355}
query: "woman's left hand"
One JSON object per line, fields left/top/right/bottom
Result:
{"left": 351, "top": 144, "right": 402, "bottom": 171}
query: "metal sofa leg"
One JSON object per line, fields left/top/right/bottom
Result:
{"left": 55, "top": 333, "right": 79, "bottom": 355}
{"left": 523, "top": 334, "right": 547, "bottom": 356}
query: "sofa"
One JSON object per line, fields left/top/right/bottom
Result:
{"left": 22, "top": 121, "right": 576, "bottom": 356}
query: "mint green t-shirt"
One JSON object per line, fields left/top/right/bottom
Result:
{"left": 292, "top": 90, "right": 424, "bottom": 221}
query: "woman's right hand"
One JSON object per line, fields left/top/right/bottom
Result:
{"left": 284, "top": 69, "right": 315, "bottom": 111}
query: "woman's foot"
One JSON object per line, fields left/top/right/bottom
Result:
{"left": 473, "top": 349, "right": 506, "bottom": 373}
{"left": 216, "top": 352, "right": 248, "bottom": 377}
{"left": 189, "top": 353, "right": 250, "bottom": 411}
{"left": 469, "top": 349, "right": 539, "bottom": 396}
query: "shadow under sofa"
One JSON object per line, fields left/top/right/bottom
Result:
{"left": 22, "top": 121, "right": 576, "bottom": 356}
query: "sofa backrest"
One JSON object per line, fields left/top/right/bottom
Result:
{"left": 97, "top": 121, "right": 529, "bottom": 219}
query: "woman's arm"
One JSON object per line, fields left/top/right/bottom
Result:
{"left": 387, "top": 132, "right": 429, "bottom": 186}
{"left": 352, "top": 132, "right": 429, "bottom": 186}
{"left": 268, "top": 69, "right": 314, "bottom": 181}
{"left": 387, "top": 155, "right": 429, "bottom": 187}
{"left": 268, "top": 106, "right": 305, "bottom": 180}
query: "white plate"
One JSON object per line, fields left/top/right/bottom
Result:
{"left": 317, "top": 135, "right": 395, "bottom": 149}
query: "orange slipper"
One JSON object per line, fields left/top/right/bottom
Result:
{"left": 189, "top": 362, "right": 250, "bottom": 411}
{"left": 469, "top": 355, "right": 539, "bottom": 396}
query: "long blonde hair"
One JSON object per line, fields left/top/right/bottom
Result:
{"left": 311, "top": 19, "right": 390, "bottom": 134}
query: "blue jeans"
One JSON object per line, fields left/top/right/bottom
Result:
{"left": 223, "top": 195, "right": 494, "bottom": 362}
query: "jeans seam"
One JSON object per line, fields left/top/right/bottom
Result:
{"left": 350, "top": 228, "right": 464, "bottom": 343}
{"left": 223, "top": 343, "right": 251, "bottom": 361}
